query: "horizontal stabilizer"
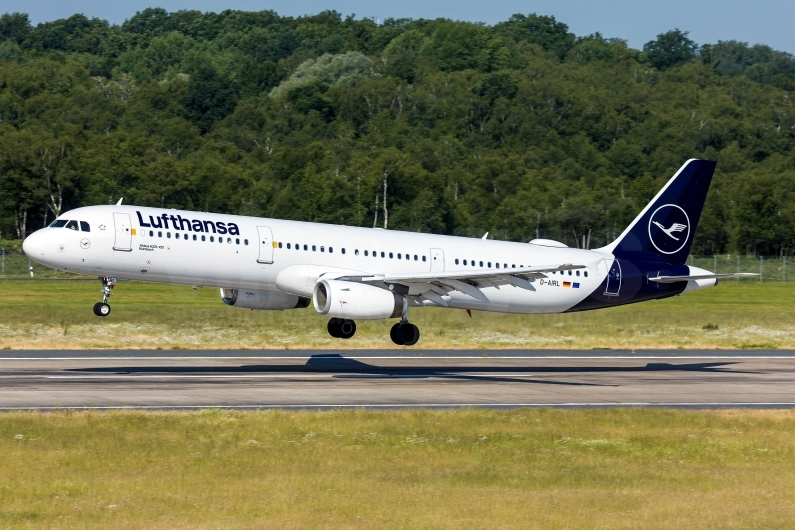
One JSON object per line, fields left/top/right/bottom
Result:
{"left": 649, "top": 273, "right": 757, "bottom": 284}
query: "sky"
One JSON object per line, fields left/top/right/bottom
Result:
{"left": 4, "top": 0, "right": 795, "bottom": 53}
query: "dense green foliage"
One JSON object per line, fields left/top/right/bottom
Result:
{"left": 1, "top": 9, "right": 794, "bottom": 255}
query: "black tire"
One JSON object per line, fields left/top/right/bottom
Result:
{"left": 390, "top": 322, "right": 404, "bottom": 345}
{"left": 95, "top": 302, "right": 111, "bottom": 317}
{"left": 400, "top": 323, "right": 420, "bottom": 346}
{"left": 339, "top": 320, "right": 356, "bottom": 339}
{"left": 327, "top": 318, "right": 342, "bottom": 338}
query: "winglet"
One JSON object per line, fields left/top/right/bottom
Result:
{"left": 482, "top": 232, "right": 489, "bottom": 240}
{"left": 116, "top": 197, "right": 124, "bottom": 206}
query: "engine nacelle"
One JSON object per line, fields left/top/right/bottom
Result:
{"left": 220, "top": 289, "right": 310, "bottom": 310}
{"left": 313, "top": 279, "right": 405, "bottom": 320}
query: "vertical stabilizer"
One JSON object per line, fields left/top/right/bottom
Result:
{"left": 600, "top": 159, "right": 717, "bottom": 264}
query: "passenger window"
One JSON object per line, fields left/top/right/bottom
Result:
{"left": 227, "top": 237, "right": 231, "bottom": 244}
{"left": 397, "top": 253, "right": 401, "bottom": 259}
{"left": 463, "top": 259, "right": 467, "bottom": 265}
{"left": 321, "top": 246, "right": 325, "bottom": 252}
{"left": 149, "top": 230, "right": 154, "bottom": 237}
{"left": 576, "top": 270, "right": 580, "bottom": 276}
{"left": 364, "top": 250, "right": 368, "bottom": 256}
{"left": 236, "top": 238, "right": 239, "bottom": 244}
{"left": 480, "top": 261, "right": 483, "bottom": 267}
{"left": 406, "top": 254, "right": 410, "bottom": 260}
{"left": 158, "top": 231, "right": 162, "bottom": 237}
{"left": 210, "top": 236, "right": 214, "bottom": 242}
{"left": 568, "top": 270, "right": 572, "bottom": 276}
{"left": 512, "top": 264, "right": 516, "bottom": 268}
{"left": 584, "top": 271, "right": 588, "bottom": 277}
{"left": 496, "top": 263, "right": 499, "bottom": 268}
{"left": 389, "top": 252, "right": 393, "bottom": 259}
{"left": 312, "top": 245, "right": 316, "bottom": 251}
{"left": 80, "top": 221, "right": 90, "bottom": 232}
{"left": 193, "top": 235, "right": 197, "bottom": 241}
{"left": 381, "top": 252, "right": 385, "bottom": 258}
{"left": 488, "top": 262, "right": 492, "bottom": 268}
{"left": 244, "top": 239, "right": 248, "bottom": 245}
{"left": 422, "top": 256, "right": 426, "bottom": 262}
{"left": 329, "top": 247, "right": 333, "bottom": 253}
{"left": 278, "top": 242, "right": 282, "bottom": 248}
{"left": 304, "top": 245, "right": 308, "bottom": 250}
{"left": 167, "top": 232, "right": 171, "bottom": 238}
{"left": 202, "top": 235, "right": 206, "bottom": 241}
{"left": 455, "top": 259, "right": 459, "bottom": 265}
{"left": 414, "top": 255, "right": 418, "bottom": 261}
{"left": 65, "top": 220, "right": 79, "bottom": 231}
{"left": 50, "top": 220, "right": 67, "bottom": 228}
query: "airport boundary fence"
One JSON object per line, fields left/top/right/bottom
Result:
{"left": 0, "top": 247, "right": 790, "bottom": 282}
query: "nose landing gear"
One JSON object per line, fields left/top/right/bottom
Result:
{"left": 327, "top": 318, "right": 356, "bottom": 339}
{"left": 93, "top": 277, "right": 116, "bottom": 317}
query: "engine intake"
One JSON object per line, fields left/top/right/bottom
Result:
{"left": 313, "top": 279, "right": 405, "bottom": 320}
{"left": 220, "top": 289, "right": 310, "bottom": 310}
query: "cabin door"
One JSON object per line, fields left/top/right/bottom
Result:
{"left": 603, "top": 259, "right": 622, "bottom": 297}
{"left": 257, "top": 226, "right": 274, "bottom": 264}
{"left": 113, "top": 212, "right": 133, "bottom": 252}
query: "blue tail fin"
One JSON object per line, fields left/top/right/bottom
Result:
{"left": 602, "top": 159, "right": 717, "bottom": 264}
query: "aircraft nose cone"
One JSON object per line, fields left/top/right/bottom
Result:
{"left": 22, "top": 230, "right": 46, "bottom": 258}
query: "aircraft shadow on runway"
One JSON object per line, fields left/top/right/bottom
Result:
{"left": 65, "top": 355, "right": 755, "bottom": 387}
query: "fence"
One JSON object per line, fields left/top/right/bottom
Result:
{"left": 0, "top": 248, "right": 81, "bottom": 279}
{"left": 689, "top": 255, "right": 790, "bottom": 283}
{"left": 0, "top": 247, "right": 791, "bottom": 282}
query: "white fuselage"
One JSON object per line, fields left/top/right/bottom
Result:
{"left": 22, "top": 205, "right": 712, "bottom": 315}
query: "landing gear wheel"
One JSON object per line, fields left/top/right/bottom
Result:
{"left": 94, "top": 277, "right": 116, "bottom": 317}
{"left": 390, "top": 322, "right": 404, "bottom": 345}
{"left": 400, "top": 323, "right": 420, "bottom": 346}
{"left": 390, "top": 322, "right": 420, "bottom": 346}
{"left": 339, "top": 319, "right": 356, "bottom": 339}
{"left": 93, "top": 302, "right": 111, "bottom": 317}
{"left": 327, "top": 318, "right": 342, "bottom": 338}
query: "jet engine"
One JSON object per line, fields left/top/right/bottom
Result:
{"left": 313, "top": 279, "right": 405, "bottom": 319}
{"left": 220, "top": 288, "right": 310, "bottom": 310}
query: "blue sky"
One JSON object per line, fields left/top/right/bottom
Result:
{"left": 5, "top": 0, "right": 794, "bottom": 53}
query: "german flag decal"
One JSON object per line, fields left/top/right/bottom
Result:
{"left": 563, "top": 282, "right": 571, "bottom": 288}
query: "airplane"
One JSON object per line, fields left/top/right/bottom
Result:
{"left": 22, "top": 159, "right": 754, "bottom": 346}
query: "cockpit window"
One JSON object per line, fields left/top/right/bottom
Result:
{"left": 65, "top": 221, "right": 79, "bottom": 231}
{"left": 50, "top": 220, "right": 67, "bottom": 228}
{"left": 80, "top": 221, "right": 90, "bottom": 232}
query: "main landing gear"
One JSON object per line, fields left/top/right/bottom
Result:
{"left": 327, "top": 318, "right": 357, "bottom": 339}
{"left": 390, "top": 321, "right": 420, "bottom": 346}
{"left": 93, "top": 276, "right": 116, "bottom": 317}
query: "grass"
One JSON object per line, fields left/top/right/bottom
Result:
{"left": 0, "top": 280, "right": 792, "bottom": 349}
{"left": 1, "top": 409, "right": 794, "bottom": 529}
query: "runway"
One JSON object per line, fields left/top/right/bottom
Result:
{"left": 1, "top": 350, "right": 794, "bottom": 409}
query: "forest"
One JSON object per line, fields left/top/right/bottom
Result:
{"left": 0, "top": 9, "right": 794, "bottom": 255}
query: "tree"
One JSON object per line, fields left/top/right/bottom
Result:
{"left": 643, "top": 29, "right": 698, "bottom": 70}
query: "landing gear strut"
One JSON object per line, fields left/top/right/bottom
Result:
{"left": 390, "top": 321, "right": 420, "bottom": 346}
{"left": 327, "top": 318, "right": 356, "bottom": 339}
{"left": 93, "top": 276, "right": 116, "bottom": 317}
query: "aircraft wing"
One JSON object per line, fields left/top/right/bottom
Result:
{"left": 648, "top": 273, "right": 757, "bottom": 283}
{"left": 349, "top": 263, "right": 587, "bottom": 305}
